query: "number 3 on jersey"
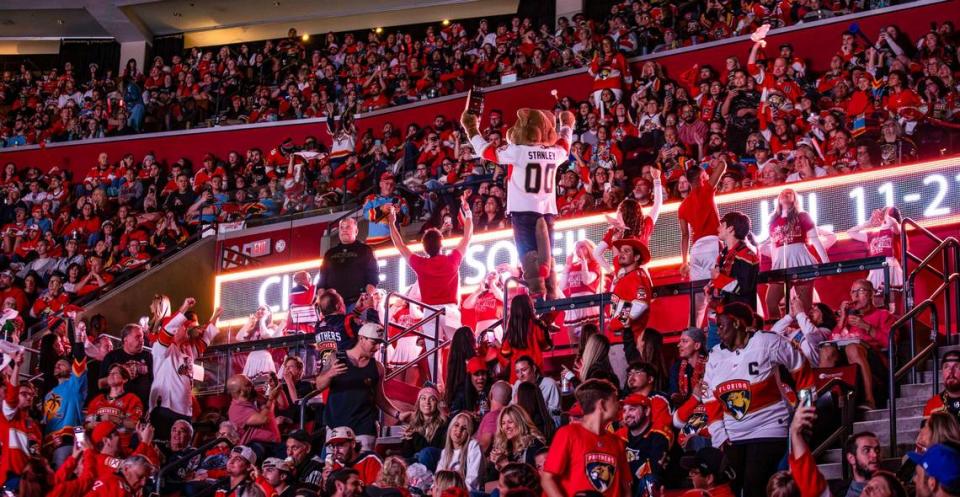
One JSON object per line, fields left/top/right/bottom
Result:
{"left": 524, "top": 162, "right": 557, "bottom": 194}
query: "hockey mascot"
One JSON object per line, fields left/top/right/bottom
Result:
{"left": 460, "top": 101, "right": 574, "bottom": 298}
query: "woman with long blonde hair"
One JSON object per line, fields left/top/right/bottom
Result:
{"left": 489, "top": 404, "right": 545, "bottom": 470}
{"left": 437, "top": 412, "right": 483, "bottom": 490}
{"left": 765, "top": 188, "right": 830, "bottom": 319}
{"left": 401, "top": 386, "right": 449, "bottom": 466}
{"left": 561, "top": 239, "right": 604, "bottom": 337}
{"left": 370, "top": 456, "right": 408, "bottom": 493}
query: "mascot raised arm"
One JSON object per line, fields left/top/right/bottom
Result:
{"left": 460, "top": 99, "right": 575, "bottom": 299}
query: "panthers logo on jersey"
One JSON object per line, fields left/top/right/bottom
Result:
{"left": 43, "top": 393, "right": 63, "bottom": 422}
{"left": 716, "top": 380, "right": 752, "bottom": 420}
{"left": 585, "top": 452, "right": 617, "bottom": 492}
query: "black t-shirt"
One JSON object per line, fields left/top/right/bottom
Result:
{"left": 99, "top": 348, "right": 153, "bottom": 407}
{"left": 318, "top": 241, "right": 379, "bottom": 304}
{"left": 164, "top": 189, "right": 197, "bottom": 217}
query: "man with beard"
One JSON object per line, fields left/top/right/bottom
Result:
{"left": 925, "top": 351, "right": 960, "bottom": 423}
{"left": 832, "top": 432, "right": 882, "bottom": 497}
{"left": 621, "top": 393, "right": 668, "bottom": 496}
{"left": 677, "top": 104, "right": 707, "bottom": 149}
{"left": 41, "top": 315, "right": 86, "bottom": 468}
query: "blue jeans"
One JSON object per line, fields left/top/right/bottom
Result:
{"left": 510, "top": 211, "right": 555, "bottom": 258}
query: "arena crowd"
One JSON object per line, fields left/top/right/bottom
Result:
{"left": 1, "top": 0, "right": 960, "bottom": 496}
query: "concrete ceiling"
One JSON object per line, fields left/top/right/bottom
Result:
{"left": 0, "top": 8, "right": 111, "bottom": 39}
{"left": 0, "top": 0, "right": 519, "bottom": 48}
{"left": 122, "top": 0, "right": 489, "bottom": 35}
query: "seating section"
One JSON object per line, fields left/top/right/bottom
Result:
{"left": 0, "top": 2, "right": 958, "bottom": 497}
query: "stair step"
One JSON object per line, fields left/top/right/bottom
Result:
{"left": 853, "top": 416, "right": 923, "bottom": 446}
{"left": 818, "top": 462, "right": 843, "bottom": 481}
{"left": 940, "top": 344, "right": 960, "bottom": 356}
{"left": 900, "top": 382, "right": 936, "bottom": 400}
{"left": 863, "top": 403, "right": 926, "bottom": 421}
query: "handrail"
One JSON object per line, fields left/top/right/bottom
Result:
{"left": 384, "top": 338, "right": 453, "bottom": 382}
{"left": 155, "top": 437, "right": 229, "bottom": 496}
{"left": 906, "top": 238, "right": 958, "bottom": 308}
{"left": 887, "top": 273, "right": 960, "bottom": 455}
{"left": 298, "top": 389, "right": 322, "bottom": 431}
{"left": 811, "top": 378, "right": 857, "bottom": 463}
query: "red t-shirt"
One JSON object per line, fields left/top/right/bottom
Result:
{"left": 867, "top": 228, "right": 901, "bottom": 260}
{"left": 769, "top": 212, "right": 815, "bottom": 247}
{"left": 677, "top": 182, "right": 720, "bottom": 243}
{"left": 408, "top": 250, "right": 462, "bottom": 305}
{"left": 543, "top": 422, "right": 630, "bottom": 497}
{"left": 472, "top": 291, "right": 502, "bottom": 324}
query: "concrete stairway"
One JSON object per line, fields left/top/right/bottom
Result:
{"left": 815, "top": 345, "right": 958, "bottom": 480}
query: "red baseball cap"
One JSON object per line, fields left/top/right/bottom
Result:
{"left": 622, "top": 393, "right": 650, "bottom": 408}
{"left": 466, "top": 356, "right": 487, "bottom": 374}
{"left": 91, "top": 421, "right": 118, "bottom": 445}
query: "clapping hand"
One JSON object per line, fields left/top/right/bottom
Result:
{"left": 385, "top": 204, "right": 398, "bottom": 224}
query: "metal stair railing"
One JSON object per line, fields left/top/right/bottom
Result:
{"left": 900, "top": 221, "right": 960, "bottom": 381}
{"left": 887, "top": 272, "right": 960, "bottom": 455}
{"left": 529, "top": 256, "right": 892, "bottom": 327}
{"left": 381, "top": 291, "right": 446, "bottom": 383}
{"left": 811, "top": 377, "right": 857, "bottom": 479}
{"left": 154, "top": 437, "right": 230, "bottom": 497}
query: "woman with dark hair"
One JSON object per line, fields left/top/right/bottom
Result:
{"left": 771, "top": 296, "right": 832, "bottom": 367}
{"left": 475, "top": 196, "right": 507, "bottom": 232}
{"left": 593, "top": 168, "right": 663, "bottom": 274}
{"left": 443, "top": 327, "right": 477, "bottom": 409}
{"left": 499, "top": 294, "right": 552, "bottom": 383}
{"left": 514, "top": 382, "right": 556, "bottom": 441}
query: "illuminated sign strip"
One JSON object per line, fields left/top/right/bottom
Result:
{"left": 214, "top": 158, "right": 960, "bottom": 325}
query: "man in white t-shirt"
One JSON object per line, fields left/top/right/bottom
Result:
{"left": 150, "top": 297, "right": 221, "bottom": 442}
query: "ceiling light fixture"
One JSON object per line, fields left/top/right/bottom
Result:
{"left": 301, "top": 34, "right": 310, "bottom": 41}
{"left": 374, "top": 27, "right": 383, "bottom": 34}
{"left": 442, "top": 19, "right": 451, "bottom": 26}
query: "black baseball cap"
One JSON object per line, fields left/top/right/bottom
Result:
{"left": 681, "top": 447, "right": 733, "bottom": 481}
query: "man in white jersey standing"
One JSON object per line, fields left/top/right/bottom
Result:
{"left": 460, "top": 101, "right": 575, "bottom": 298}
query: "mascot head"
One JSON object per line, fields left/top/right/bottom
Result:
{"left": 506, "top": 108, "right": 558, "bottom": 146}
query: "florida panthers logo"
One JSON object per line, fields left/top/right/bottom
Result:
{"left": 716, "top": 380, "right": 752, "bottom": 420}
{"left": 585, "top": 453, "right": 617, "bottom": 492}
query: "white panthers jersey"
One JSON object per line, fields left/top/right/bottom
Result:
{"left": 703, "top": 331, "right": 815, "bottom": 444}
{"left": 471, "top": 128, "right": 572, "bottom": 215}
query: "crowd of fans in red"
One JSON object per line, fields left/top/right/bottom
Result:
{"left": 0, "top": 2, "right": 959, "bottom": 497}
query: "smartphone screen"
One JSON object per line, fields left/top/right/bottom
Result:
{"left": 467, "top": 88, "right": 485, "bottom": 116}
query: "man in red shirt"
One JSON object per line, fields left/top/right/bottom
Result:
{"left": 386, "top": 193, "right": 473, "bottom": 373}
{"left": 678, "top": 160, "right": 727, "bottom": 326}
{"left": 543, "top": 379, "right": 630, "bottom": 497}
{"left": 924, "top": 351, "right": 960, "bottom": 423}
{"left": 87, "top": 454, "right": 155, "bottom": 497}
{"left": 0, "top": 349, "right": 42, "bottom": 491}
